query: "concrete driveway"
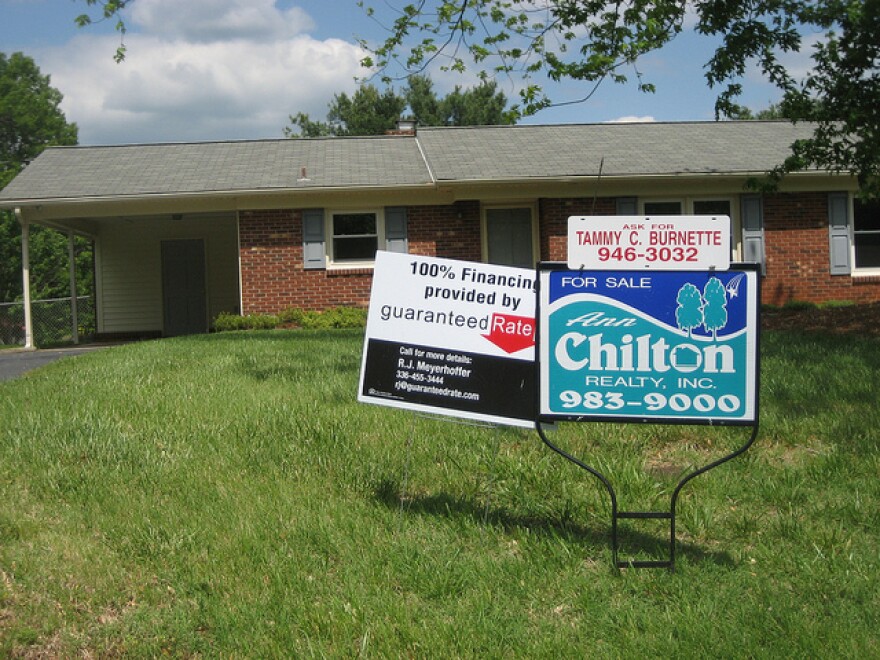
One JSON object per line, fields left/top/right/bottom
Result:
{"left": 0, "top": 345, "right": 115, "bottom": 383}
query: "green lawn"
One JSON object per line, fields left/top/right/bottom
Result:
{"left": 1, "top": 329, "right": 878, "bottom": 656}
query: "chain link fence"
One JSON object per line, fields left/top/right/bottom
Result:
{"left": 0, "top": 296, "right": 96, "bottom": 347}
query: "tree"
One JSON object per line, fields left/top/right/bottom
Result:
{"left": 726, "top": 103, "right": 789, "bottom": 121}
{"left": 0, "top": 52, "right": 86, "bottom": 303}
{"left": 0, "top": 53, "right": 78, "bottom": 190}
{"left": 357, "top": 0, "right": 879, "bottom": 196}
{"left": 768, "top": 2, "right": 880, "bottom": 196}
{"left": 284, "top": 75, "right": 513, "bottom": 137}
{"left": 441, "top": 79, "right": 512, "bottom": 126}
{"left": 405, "top": 74, "right": 444, "bottom": 126}
{"left": 78, "top": 1, "right": 878, "bottom": 193}
{"left": 285, "top": 84, "right": 406, "bottom": 138}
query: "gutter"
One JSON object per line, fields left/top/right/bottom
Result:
{"left": 0, "top": 165, "right": 856, "bottom": 215}
{"left": 429, "top": 169, "right": 850, "bottom": 187}
{"left": 0, "top": 181, "right": 442, "bottom": 210}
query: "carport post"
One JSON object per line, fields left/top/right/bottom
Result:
{"left": 68, "top": 230, "right": 79, "bottom": 345}
{"left": 15, "top": 209, "right": 35, "bottom": 350}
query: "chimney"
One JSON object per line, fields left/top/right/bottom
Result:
{"left": 386, "top": 117, "right": 417, "bottom": 136}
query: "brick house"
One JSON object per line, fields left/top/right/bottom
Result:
{"left": 1, "top": 121, "right": 878, "bottom": 341}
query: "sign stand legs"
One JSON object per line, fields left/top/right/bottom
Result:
{"left": 536, "top": 422, "right": 759, "bottom": 571}
{"left": 396, "top": 417, "right": 418, "bottom": 527}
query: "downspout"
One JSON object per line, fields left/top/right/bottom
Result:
{"left": 15, "top": 208, "right": 35, "bottom": 350}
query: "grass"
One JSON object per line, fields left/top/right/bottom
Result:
{"left": 1, "top": 328, "right": 879, "bottom": 656}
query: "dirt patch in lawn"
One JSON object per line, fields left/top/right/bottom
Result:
{"left": 761, "top": 303, "right": 880, "bottom": 337}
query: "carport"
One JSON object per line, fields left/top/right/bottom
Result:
{"left": 9, "top": 208, "right": 240, "bottom": 347}
{"left": 2, "top": 143, "right": 244, "bottom": 346}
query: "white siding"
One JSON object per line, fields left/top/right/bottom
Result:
{"left": 96, "top": 213, "right": 239, "bottom": 334}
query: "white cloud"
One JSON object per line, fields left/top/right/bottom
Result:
{"left": 129, "top": 0, "right": 314, "bottom": 43}
{"left": 36, "top": 1, "right": 368, "bottom": 144}
{"left": 606, "top": 115, "right": 657, "bottom": 123}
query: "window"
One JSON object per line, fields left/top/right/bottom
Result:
{"left": 302, "top": 207, "right": 408, "bottom": 270}
{"left": 331, "top": 212, "right": 379, "bottom": 263}
{"left": 694, "top": 200, "right": 732, "bottom": 217}
{"left": 695, "top": 200, "right": 735, "bottom": 257}
{"left": 642, "top": 199, "right": 732, "bottom": 217}
{"left": 644, "top": 200, "right": 683, "bottom": 216}
{"left": 641, "top": 198, "right": 740, "bottom": 261}
{"left": 854, "top": 198, "right": 880, "bottom": 269}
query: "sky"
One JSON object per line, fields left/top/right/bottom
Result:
{"left": 0, "top": 0, "right": 802, "bottom": 146}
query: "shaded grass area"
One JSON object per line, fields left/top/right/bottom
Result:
{"left": 1, "top": 329, "right": 878, "bottom": 656}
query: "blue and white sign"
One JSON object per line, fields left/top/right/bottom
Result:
{"left": 538, "top": 265, "right": 759, "bottom": 424}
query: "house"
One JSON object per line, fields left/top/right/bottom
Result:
{"left": 1, "top": 121, "right": 878, "bottom": 342}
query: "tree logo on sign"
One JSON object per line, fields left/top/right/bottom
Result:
{"left": 675, "top": 277, "right": 729, "bottom": 339}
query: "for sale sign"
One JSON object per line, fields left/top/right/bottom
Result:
{"left": 538, "top": 264, "right": 759, "bottom": 424}
{"left": 359, "top": 252, "right": 537, "bottom": 427}
{"left": 568, "top": 216, "right": 730, "bottom": 271}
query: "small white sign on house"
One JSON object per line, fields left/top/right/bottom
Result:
{"left": 568, "top": 216, "right": 731, "bottom": 271}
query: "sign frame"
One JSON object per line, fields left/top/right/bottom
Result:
{"left": 537, "top": 262, "right": 760, "bottom": 426}
{"left": 535, "top": 261, "right": 762, "bottom": 569}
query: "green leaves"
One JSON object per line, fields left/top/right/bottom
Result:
{"left": 0, "top": 52, "right": 81, "bottom": 302}
{"left": 360, "top": 0, "right": 688, "bottom": 119}
{"left": 284, "top": 74, "right": 513, "bottom": 137}
{"left": 0, "top": 53, "right": 78, "bottom": 183}
{"left": 359, "top": 0, "right": 879, "bottom": 194}
{"left": 75, "top": 0, "right": 129, "bottom": 62}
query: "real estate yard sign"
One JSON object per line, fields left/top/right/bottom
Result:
{"left": 567, "top": 216, "right": 731, "bottom": 271}
{"left": 538, "top": 265, "right": 759, "bottom": 424}
{"left": 359, "top": 251, "right": 536, "bottom": 428}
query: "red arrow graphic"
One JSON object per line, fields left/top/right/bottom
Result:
{"left": 481, "top": 313, "right": 536, "bottom": 354}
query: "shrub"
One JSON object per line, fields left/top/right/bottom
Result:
{"left": 818, "top": 300, "right": 855, "bottom": 309}
{"left": 302, "top": 307, "right": 367, "bottom": 329}
{"left": 213, "top": 312, "right": 279, "bottom": 332}
{"left": 276, "top": 308, "right": 307, "bottom": 326}
{"left": 213, "top": 307, "right": 366, "bottom": 332}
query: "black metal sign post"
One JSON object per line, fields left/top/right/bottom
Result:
{"left": 536, "top": 262, "right": 761, "bottom": 570}
{"left": 535, "top": 422, "right": 759, "bottom": 570}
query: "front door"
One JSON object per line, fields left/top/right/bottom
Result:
{"left": 485, "top": 207, "right": 535, "bottom": 268}
{"left": 162, "top": 239, "right": 207, "bottom": 337}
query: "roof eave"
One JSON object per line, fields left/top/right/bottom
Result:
{"left": 3, "top": 182, "right": 443, "bottom": 220}
{"left": 436, "top": 169, "right": 853, "bottom": 185}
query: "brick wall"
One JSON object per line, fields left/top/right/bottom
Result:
{"left": 239, "top": 203, "right": 484, "bottom": 314}
{"left": 239, "top": 209, "right": 373, "bottom": 314}
{"left": 539, "top": 197, "right": 617, "bottom": 261}
{"left": 408, "top": 201, "right": 482, "bottom": 261}
{"left": 763, "top": 193, "right": 880, "bottom": 305}
{"left": 542, "top": 194, "right": 880, "bottom": 305}
{"left": 238, "top": 196, "right": 880, "bottom": 315}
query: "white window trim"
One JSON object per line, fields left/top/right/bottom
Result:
{"left": 851, "top": 194, "right": 880, "bottom": 276}
{"left": 480, "top": 203, "right": 539, "bottom": 266}
{"left": 325, "top": 208, "right": 386, "bottom": 270}
{"left": 640, "top": 197, "right": 739, "bottom": 260}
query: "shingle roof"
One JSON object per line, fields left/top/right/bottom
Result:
{"left": 416, "top": 121, "right": 818, "bottom": 181}
{"left": 0, "top": 121, "right": 821, "bottom": 205}
{"left": 0, "top": 135, "right": 433, "bottom": 203}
